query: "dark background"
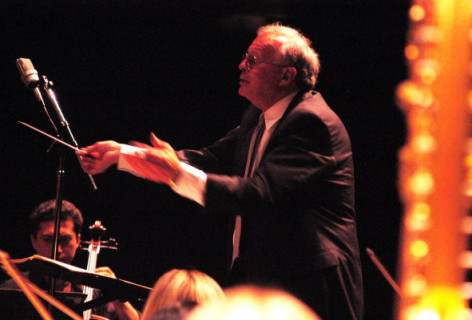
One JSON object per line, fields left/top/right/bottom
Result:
{"left": 0, "top": 0, "right": 408, "bottom": 318}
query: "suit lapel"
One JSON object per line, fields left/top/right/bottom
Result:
{"left": 234, "top": 90, "right": 311, "bottom": 174}
{"left": 260, "top": 90, "right": 309, "bottom": 159}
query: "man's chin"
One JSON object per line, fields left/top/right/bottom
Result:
{"left": 238, "top": 87, "right": 247, "bottom": 98}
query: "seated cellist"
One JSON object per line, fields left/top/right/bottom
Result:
{"left": 0, "top": 199, "right": 139, "bottom": 320}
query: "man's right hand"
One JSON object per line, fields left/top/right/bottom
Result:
{"left": 76, "top": 141, "right": 121, "bottom": 175}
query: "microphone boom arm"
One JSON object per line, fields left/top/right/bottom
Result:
{"left": 41, "top": 76, "right": 97, "bottom": 191}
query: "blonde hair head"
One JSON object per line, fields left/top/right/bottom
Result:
{"left": 140, "top": 269, "right": 224, "bottom": 320}
{"left": 187, "top": 285, "right": 320, "bottom": 320}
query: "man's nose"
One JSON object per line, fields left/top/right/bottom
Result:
{"left": 238, "top": 59, "right": 246, "bottom": 72}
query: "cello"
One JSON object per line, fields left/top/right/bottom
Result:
{"left": 80, "top": 221, "right": 117, "bottom": 320}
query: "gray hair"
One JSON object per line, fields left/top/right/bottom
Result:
{"left": 257, "top": 23, "right": 320, "bottom": 90}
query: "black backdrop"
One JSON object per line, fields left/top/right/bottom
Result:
{"left": 0, "top": 1, "right": 408, "bottom": 319}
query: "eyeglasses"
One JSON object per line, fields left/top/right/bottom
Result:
{"left": 242, "top": 53, "right": 291, "bottom": 71}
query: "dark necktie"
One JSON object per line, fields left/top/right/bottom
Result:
{"left": 233, "top": 114, "right": 266, "bottom": 265}
{"left": 244, "top": 115, "right": 266, "bottom": 178}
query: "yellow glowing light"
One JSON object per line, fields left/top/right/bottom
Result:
{"left": 405, "top": 44, "right": 420, "bottom": 61}
{"left": 397, "top": 0, "right": 472, "bottom": 318}
{"left": 419, "top": 65, "right": 437, "bottom": 85}
{"left": 405, "top": 306, "right": 420, "bottom": 320}
{"left": 406, "top": 215, "right": 428, "bottom": 231}
{"left": 465, "top": 154, "right": 472, "bottom": 167}
{"left": 409, "top": 170, "right": 434, "bottom": 195}
{"left": 419, "top": 89, "right": 434, "bottom": 109}
{"left": 409, "top": 5, "right": 426, "bottom": 22}
{"left": 464, "top": 181, "right": 472, "bottom": 198}
{"left": 406, "top": 203, "right": 431, "bottom": 231}
{"left": 410, "top": 240, "right": 429, "bottom": 259}
{"left": 397, "top": 81, "right": 434, "bottom": 110}
{"left": 412, "top": 287, "right": 467, "bottom": 320}
{"left": 412, "top": 134, "right": 436, "bottom": 153}
{"left": 405, "top": 275, "right": 427, "bottom": 296}
{"left": 398, "top": 81, "right": 422, "bottom": 106}
{"left": 414, "top": 310, "right": 440, "bottom": 320}
{"left": 465, "top": 148, "right": 472, "bottom": 197}
{"left": 413, "top": 202, "right": 431, "bottom": 218}
{"left": 412, "top": 25, "right": 442, "bottom": 45}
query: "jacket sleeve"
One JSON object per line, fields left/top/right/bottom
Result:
{"left": 177, "top": 126, "right": 240, "bottom": 174}
{"left": 204, "top": 112, "right": 348, "bottom": 217}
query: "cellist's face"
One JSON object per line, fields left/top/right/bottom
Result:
{"left": 31, "top": 220, "right": 80, "bottom": 264}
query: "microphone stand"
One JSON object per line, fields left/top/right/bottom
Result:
{"left": 41, "top": 76, "right": 97, "bottom": 191}
{"left": 16, "top": 59, "right": 97, "bottom": 312}
{"left": 37, "top": 76, "right": 98, "bottom": 301}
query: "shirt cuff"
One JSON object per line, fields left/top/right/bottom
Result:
{"left": 117, "top": 144, "right": 147, "bottom": 178}
{"left": 118, "top": 144, "right": 207, "bottom": 206}
{"left": 170, "top": 162, "right": 207, "bottom": 206}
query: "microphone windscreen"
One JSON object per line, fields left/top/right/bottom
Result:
{"left": 16, "top": 58, "right": 40, "bottom": 87}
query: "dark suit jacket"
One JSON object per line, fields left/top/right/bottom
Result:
{"left": 178, "top": 90, "right": 363, "bottom": 317}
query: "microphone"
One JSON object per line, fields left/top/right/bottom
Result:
{"left": 16, "top": 58, "right": 45, "bottom": 105}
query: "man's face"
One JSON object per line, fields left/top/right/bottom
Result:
{"left": 238, "top": 36, "right": 285, "bottom": 110}
{"left": 31, "top": 220, "right": 80, "bottom": 264}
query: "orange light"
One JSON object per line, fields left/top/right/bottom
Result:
{"left": 409, "top": 170, "right": 434, "bottom": 195}
{"left": 407, "top": 287, "right": 467, "bottom": 320}
{"left": 405, "top": 275, "right": 428, "bottom": 296}
{"left": 412, "top": 134, "right": 436, "bottom": 153}
{"left": 465, "top": 155, "right": 472, "bottom": 168}
{"left": 414, "top": 113, "right": 434, "bottom": 128}
{"left": 413, "top": 25, "right": 441, "bottom": 45}
{"left": 413, "top": 202, "right": 431, "bottom": 218}
{"left": 397, "top": 81, "right": 434, "bottom": 110}
{"left": 398, "top": 81, "right": 422, "bottom": 105}
{"left": 405, "top": 44, "right": 420, "bottom": 61}
{"left": 464, "top": 181, "right": 472, "bottom": 197}
{"left": 410, "top": 240, "right": 429, "bottom": 259}
{"left": 411, "top": 309, "right": 440, "bottom": 320}
{"left": 409, "top": 5, "right": 426, "bottom": 22}
{"left": 419, "top": 64, "right": 437, "bottom": 85}
{"left": 406, "top": 203, "right": 431, "bottom": 231}
{"left": 396, "top": 0, "right": 472, "bottom": 318}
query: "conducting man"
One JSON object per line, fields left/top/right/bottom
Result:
{"left": 79, "top": 23, "right": 363, "bottom": 319}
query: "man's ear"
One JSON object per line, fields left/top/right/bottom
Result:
{"left": 280, "top": 67, "right": 297, "bottom": 85}
{"left": 30, "top": 234, "right": 38, "bottom": 251}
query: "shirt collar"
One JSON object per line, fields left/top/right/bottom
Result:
{"left": 262, "top": 91, "right": 298, "bottom": 130}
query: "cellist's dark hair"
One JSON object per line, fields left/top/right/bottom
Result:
{"left": 29, "top": 200, "right": 83, "bottom": 237}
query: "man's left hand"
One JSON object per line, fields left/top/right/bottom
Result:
{"left": 124, "top": 132, "right": 182, "bottom": 186}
